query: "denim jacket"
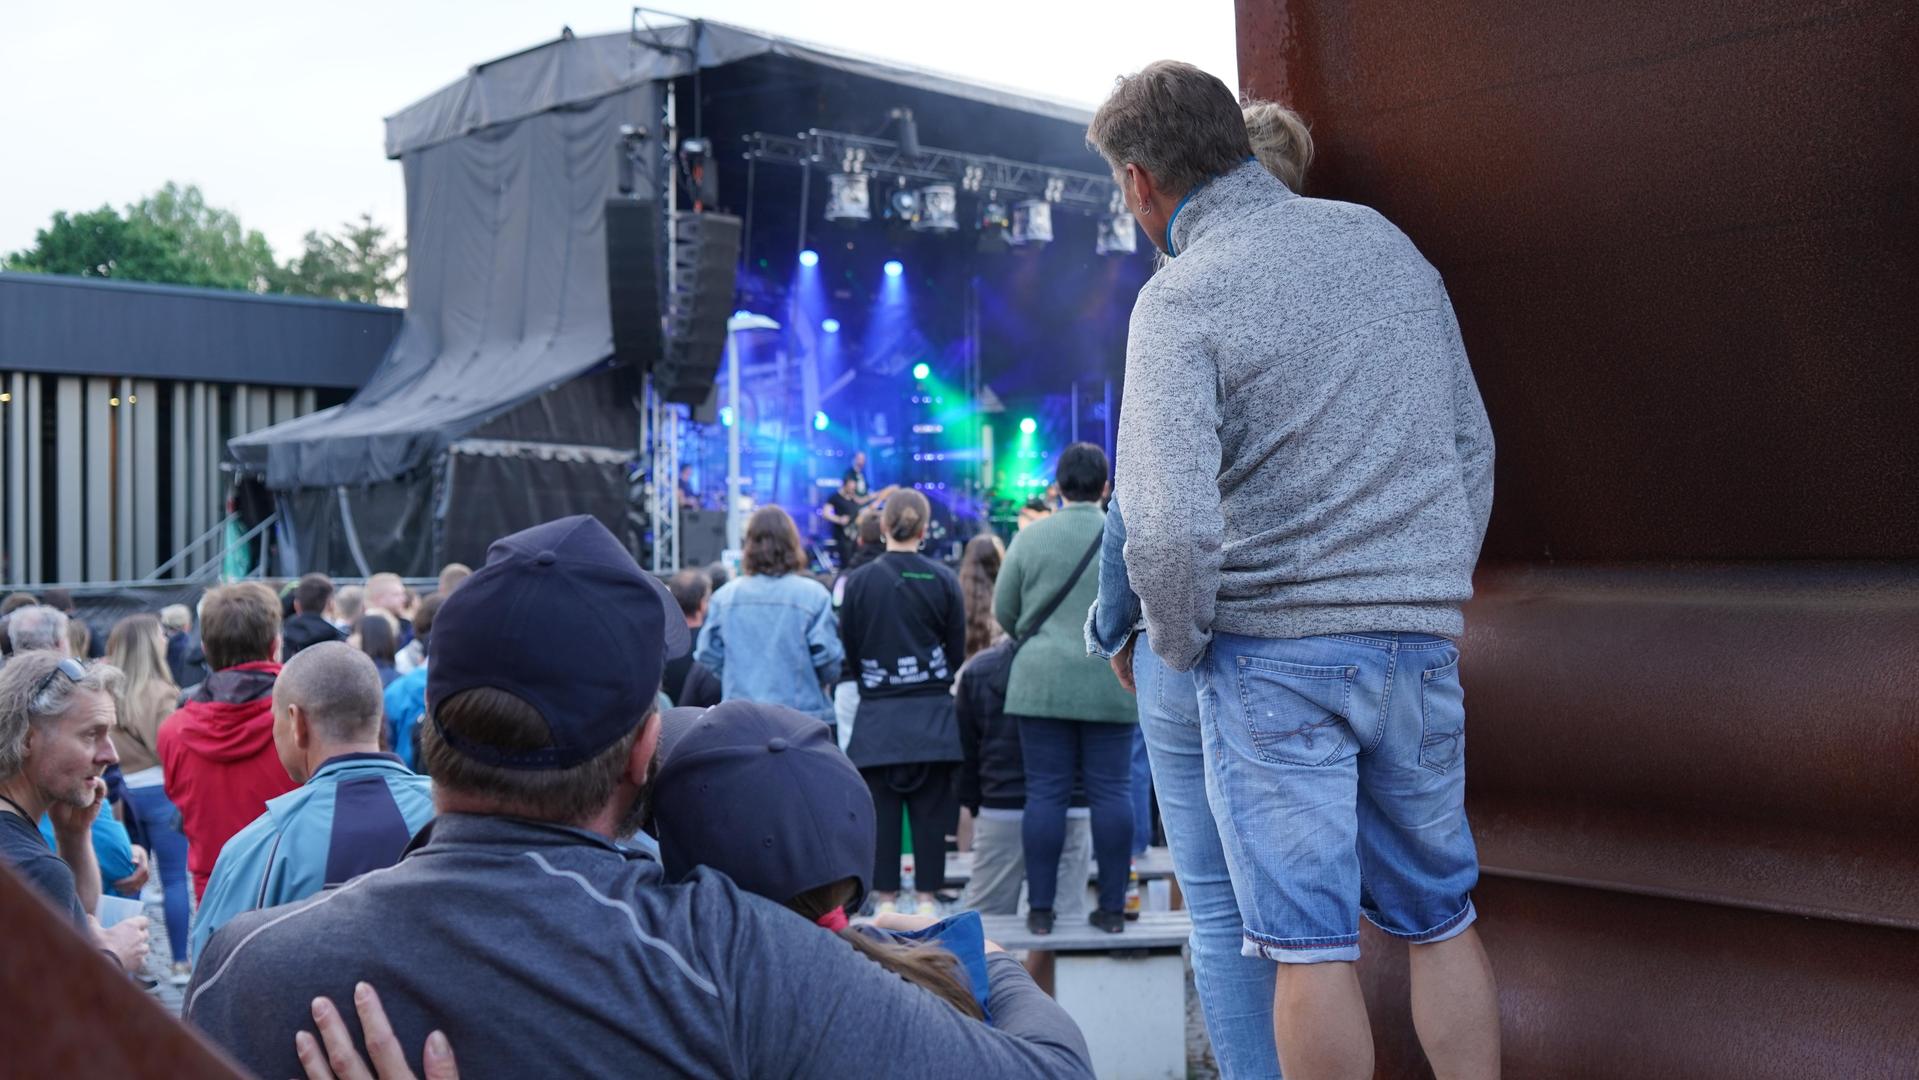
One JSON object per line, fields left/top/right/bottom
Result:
{"left": 695, "top": 572, "right": 843, "bottom": 725}
{"left": 1084, "top": 496, "right": 1142, "bottom": 660}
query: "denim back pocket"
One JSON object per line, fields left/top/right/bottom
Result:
{"left": 1419, "top": 656, "right": 1465, "bottom": 774}
{"left": 1233, "top": 656, "right": 1360, "bottom": 767}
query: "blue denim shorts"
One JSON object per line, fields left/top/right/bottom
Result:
{"left": 1194, "top": 631, "right": 1479, "bottom": 963}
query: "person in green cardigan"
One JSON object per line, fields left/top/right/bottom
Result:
{"left": 994, "top": 442, "right": 1138, "bottom": 934}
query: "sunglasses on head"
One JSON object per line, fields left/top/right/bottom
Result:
{"left": 33, "top": 657, "right": 88, "bottom": 698}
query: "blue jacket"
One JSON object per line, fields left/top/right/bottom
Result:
{"left": 1084, "top": 496, "right": 1142, "bottom": 660}
{"left": 695, "top": 572, "right": 843, "bottom": 725}
{"left": 190, "top": 753, "right": 434, "bottom": 962}
{"left": 384, "top": 665, "right": 429, "bottom": 770}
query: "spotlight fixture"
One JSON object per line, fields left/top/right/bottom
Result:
{"left": 884, "top": 259, "right": 904, "bottom": 278}
{"left": 1019, "top": 417, "right": 1038, "bottom": 435}
{"left": 1096, "top": 213, "right": 1138, "bottom": 255}
{"left": 813, "top": 411, "right": 831, "bottom": 431}
{"left": 979, "top": 196, "right": 1010, "bottom": 231}
{"left": 821, "top": 318, "right": 841, "bottom": 333}
{"left": 1009, "top": 200, "right": 1053, "bottom": 246}
{"left": 913, "top": 184, "right": 958, "bottom": 232}
{"left": 887, "top": 178, "right": 921, "bottom": 221}
{"left": 912, "top": 361, "right": 931, "bottom": 380}
{"left": 799, "top": 248, "right": 820, "bottom": 267}
{"left": 826, "top": 172, "right": 870, "bottom": 222}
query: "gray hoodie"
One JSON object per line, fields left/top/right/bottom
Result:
{"left": 1115, "top": 162, "right": 1494, "bottom": 670}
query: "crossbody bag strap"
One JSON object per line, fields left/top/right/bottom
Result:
{"left": 1017, "top": 531, "right": 1104, "bottom": 645}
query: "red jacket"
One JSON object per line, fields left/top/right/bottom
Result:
{"left": 158, "top": 661, "right": 296, "bottom": 900}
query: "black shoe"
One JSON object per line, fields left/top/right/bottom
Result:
{"left": 1088, "top": 908, "right": 1127, "bottom": 934}
{"left": 1026, "top": 908, "right": 1055, "bottom": 935}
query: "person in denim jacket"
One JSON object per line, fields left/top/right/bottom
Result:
{"left": 695, "top": 506, "right": 843, "bottom": 729}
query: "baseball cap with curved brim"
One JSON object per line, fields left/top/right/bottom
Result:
{"left": 427, "top": 515, "right": 691, "bottom": 770}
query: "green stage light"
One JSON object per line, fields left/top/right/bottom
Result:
{"left": 913, "top": 362, "right": 931, "bottom": 380}
{"left": 1019, "top": 417, "right": 1037, "bottom": 435}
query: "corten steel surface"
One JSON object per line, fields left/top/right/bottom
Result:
{"left": 1236, "top": 0, "right": 1918, "bottom": 563}
{"left": 1233, "top": 1, "right": 1919, "bottom": 1075}
{"left": 0, "top": 863, "right": 246, "bottom": 1078}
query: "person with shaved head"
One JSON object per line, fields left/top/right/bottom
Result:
{"left": 188, "top": 642, "right": 434, "bottom": 962}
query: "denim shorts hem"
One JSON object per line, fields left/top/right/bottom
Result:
{"left": 1362, "top": 897, "right": 1477, "bottom": 944}
{"left": 1240, "top": 929, "right": 1361, "bottom": 965}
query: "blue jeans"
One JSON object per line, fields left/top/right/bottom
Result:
{"left": 1018, "top": 716, "right": 1136, "bottom": 914}
{"left": 124, "top": 784, "right": 190, "bottom": 964}
{"left": 1196, "top": 631, "right": 1479, "bottom": 963}
{"left": 1134, "top": 641, "right": 1281, "bottom": 1079}
{"left": 1129, "top": 726, "right": 1153, "bottom": 856}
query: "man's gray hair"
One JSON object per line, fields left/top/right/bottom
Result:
{"left": 7, "top": 604, "right": 69, "bottom": 653}
{"left": 0, "top": 653, "right": 123, "bottom": 779}
{"left": 1088, "top": 61, "right": 1255, "bottom": 197}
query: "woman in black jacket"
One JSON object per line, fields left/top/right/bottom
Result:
{"left": 839, "top": 489, "right": 967, "bottom": 915}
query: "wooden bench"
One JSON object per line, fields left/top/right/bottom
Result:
{"left": 980, "top": 910, "right": 1193, "bottom": 1080}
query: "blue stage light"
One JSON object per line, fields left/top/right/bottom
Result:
{"left": 813, "top": 411, "right": 830, "bottom": 431}
{"left": 799, "top": 249, "right": 820, "bottom": 267}
{"left": 821, "top": 318, "right": 840, "bottom": 334}
{"left": 720, "top": 406, "right": 735, "bottom": 428}
{"left": 883, "top": 259, "right": 904, "bottom": 278}
{"left": 1019, "top": 417, "right": 1037, "bottom": 435}
{"left": 912, "top": 362, "right": 931, "bottom": 380}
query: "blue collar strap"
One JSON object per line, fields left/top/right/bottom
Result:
{"left": 1163, "top": 156, "right": 1257, "bottom": 258}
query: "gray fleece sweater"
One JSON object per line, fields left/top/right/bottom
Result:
{"left": 1115, "top": 162, "right": 1493, "bottom": 671}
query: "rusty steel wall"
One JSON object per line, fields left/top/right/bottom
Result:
{"left": 0, "top": 864, "right": 246, "bottom": 1077}
{"left": 1234, "top": 2, "right": 1919, "bottom": 1076}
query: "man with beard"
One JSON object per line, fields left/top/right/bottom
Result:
{"left": 186, "top": 515, "right": 1091, "bottom": 1080}
{"left": 0, "top": 652, "right": 151, "bottom": 973}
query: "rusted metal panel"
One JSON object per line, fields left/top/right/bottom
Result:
{"left": 1234, "top": 1, "right": 1919, "bottom": 1074}
{"left": 0, "top": 863, "right": 247, "bottom": 1078}
{"left": 1236, "top": 0, "right": 1919, "bottom": 563}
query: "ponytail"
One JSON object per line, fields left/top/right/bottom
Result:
{"left": 789, "top": 879, "right": 983, "bottom": 1019}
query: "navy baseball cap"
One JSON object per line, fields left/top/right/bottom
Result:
{"left": 427, "top": 515, "right": 691, "bottom": 770}
{"left": 651, "top": 701, "right": 875, "bottom": 911}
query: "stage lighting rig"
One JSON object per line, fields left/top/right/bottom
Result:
{"left": 1096, "top": 192, "right": 1137, "bottom": 255}
{"left": 1010, "top": 199, "right": 1053, "bottom": 246}
{"left": 913, "top": 184, "right": 958, "bottom": 232}
{"left": 886, "top": 177, "right": 922, "bottom": 221}
{"left": 826, "top": 171, "right": 871, "bottom": 222}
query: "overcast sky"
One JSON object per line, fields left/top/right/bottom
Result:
{"left": 0, "top": 1, "right": 1237, "bottom": 259}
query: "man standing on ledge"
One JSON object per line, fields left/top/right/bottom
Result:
{"left": 1094, "top": 61, "right": 1499, "bottom": 1079}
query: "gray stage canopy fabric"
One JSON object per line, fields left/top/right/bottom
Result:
{"left": 229, "top": 83, "right": 658, "bottom": 490}
{"left": 382, "top": 21, "right": 1093, "bottom": 159}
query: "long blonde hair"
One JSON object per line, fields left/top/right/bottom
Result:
{"left": 1241, "top": 100, "right": 1314, "bottom": 193}
{"left": 106, "top": 613, "right": 178, "bottom": 758}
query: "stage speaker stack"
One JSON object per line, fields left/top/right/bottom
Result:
{"left": 604, "top": 198, "right": 664, "bottom": 373}
{"left": 659, "top": 212, "right": 742, "bottom": 405}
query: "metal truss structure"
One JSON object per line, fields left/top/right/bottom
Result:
{"left": 743, "top": 129, "right": 1123, "bottom": 215}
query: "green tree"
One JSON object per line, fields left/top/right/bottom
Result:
{"left": 3, "top": 205, "right": 188, "bottom": 281}
{"left": 127, "top": 182, "right": 279, "bottom": 292}
{"left": 4, "top": 182, "right": 278, "bottom": 292}
{"left": 271, "top": 213, "right": 405, "bottom": 305}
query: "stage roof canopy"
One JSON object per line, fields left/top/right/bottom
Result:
{"left": 384, "top": 19, "right": 1096, "bottom": 159}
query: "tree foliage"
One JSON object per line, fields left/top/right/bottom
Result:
{"left": 3, "top": 183, "right": 404, "bottom": 305}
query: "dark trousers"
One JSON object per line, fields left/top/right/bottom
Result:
{"left": 1019, "top": 715, "right": 1136, "bottom": 914}
{"left": 863, "top": 762, "right": 959, "bottom": 894}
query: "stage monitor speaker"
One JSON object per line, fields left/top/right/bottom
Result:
{"left": 605, "top": 198, "right": 664, "bottom": 373}
{"left": 679, "top": 509, "right": 728, "bottom": 568}
{"left": 660, "top": 211, "right": 742, "bottom": 405}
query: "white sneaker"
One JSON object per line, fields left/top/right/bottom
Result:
{"left": 169, "top": 962, "right": 192, "bottom": 987}
{"left": 874, "top": 900, "right": 898, "bottom": 917}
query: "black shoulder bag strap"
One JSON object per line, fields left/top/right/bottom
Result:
{"left": 1015, "top": 532, "right": 1104, "bottom": 648}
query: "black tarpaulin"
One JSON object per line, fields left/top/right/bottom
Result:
{"left": 229, "top": 83, "right": 658, "bottom": 490}
{"left": 381, "top": 21, "right": 1092, "bottom": 159}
